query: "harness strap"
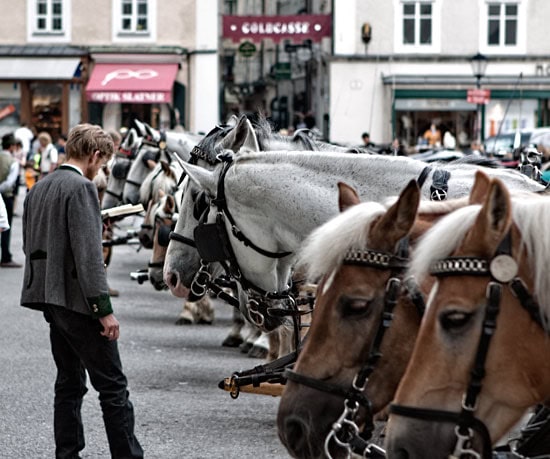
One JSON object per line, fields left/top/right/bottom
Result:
{"left": 168, "top": 231, "right": 196, "bottom": 248}
{"left": 430, "top": 169, "right": 451, "bottom": 201}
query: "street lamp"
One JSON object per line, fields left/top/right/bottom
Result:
{"left": 470, "top": 52, "right": 488, "bottom": 145}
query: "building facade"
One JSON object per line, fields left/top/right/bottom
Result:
{"left": 0, "top": 0, "right": 219, "bottom": 140}
{"left": 331, "top": 0, "right": 550, "bottom": 148}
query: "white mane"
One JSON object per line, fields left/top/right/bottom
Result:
{"left": 409, "top": 195, "right": 550, "bottom": 326}
{"left": 297, "top": 201, "right": 387, "bottom": 281}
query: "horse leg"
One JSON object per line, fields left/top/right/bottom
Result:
{"left": 195, "top": 296, "right": 215, "bottom": 325}
{"left": 247, "top": 331, "right": 269, "bottom": 360}
{"left": 239, "top": 323, "right": 261, "bottom": 354}
{"left": 175, "top": 300, "right": 196, "bottom": 325}
{"left": 222, "top": 307, "right": 245, "bottom": 347}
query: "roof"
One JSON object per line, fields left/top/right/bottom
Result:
{"left": 0, "top": 45, "right": 87, "bottom": 57}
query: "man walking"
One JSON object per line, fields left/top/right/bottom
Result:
{"left": 20, "top": 124, "right": 143, "bottom": 459}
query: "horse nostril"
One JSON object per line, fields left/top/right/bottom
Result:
{"left": 170, "top": 273, "right": 178, "bottom": 288}
{"left": 283, "top": 416, "right": 312, "bottom": 457}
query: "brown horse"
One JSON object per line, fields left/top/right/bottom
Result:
{"left": 386, "top": 178, "right": 550, "bottom": 458}
{"left": 277, "top": 174, "right": 492, "bottom": 458}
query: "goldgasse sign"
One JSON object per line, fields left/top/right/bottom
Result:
{"left": 223, "top": 14, "right": 332, "bottom": 43}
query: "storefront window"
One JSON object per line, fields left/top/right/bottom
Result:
{"left": 30, "top": 83, "right": 62, "bottom": 140}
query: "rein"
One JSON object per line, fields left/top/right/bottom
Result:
{"left": 389, "top": 231, "right": 544, "bottom": 459}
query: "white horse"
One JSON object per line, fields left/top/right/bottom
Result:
{"left": 164, "top": 149, "right": 545, "bottom": 320}
{"left": 102, "top": 127, "right": 141, "bottom": 210}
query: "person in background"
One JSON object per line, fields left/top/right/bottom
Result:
{"left": 14, "top": 123, "right": 35, "bottom": 161}
{"left": 423, "top": 123, "right": 442, "bottom": 147}
{"left": 443, "top": 131, "right": 457, "bottom": 150}
{"left": 56, "top": 133, "right": 68, "bottom": 165}
{"left": 20, "top": 123, "right": 143, "bottom": 459}
{"left": 0, "top": 194, "right": 9, "bottom": 232}
{"left": 12, "top": 138, "right": 25, "bottom": 211}
{"left": 361, "top": 132, "right": 375, "bottom": 148}
{"left": 0, "top": 133, "right": 21, "bottom": 267}
{"left": 391, "top": 138, "right": 408, "bottom": 156}
{"left": 37, "top": 131, "right": 58, "bottom": 179}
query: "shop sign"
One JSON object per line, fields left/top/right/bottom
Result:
{"left": 223, "top": 14, "right": 331, "bottom": 43}
{"left": 88, "top": 91, "right": 170, "bottom": 103}
{"left": 238, "top": 41, "right": 257, "bottom": 58}
{"left": 273, "top": 62, "right": 291, "bottom": 80}
{"left": 467, "top": 89, "right": 491, "bottom": 104}
{"left": 0, "top": 103, "right": 15, "bottom": 120}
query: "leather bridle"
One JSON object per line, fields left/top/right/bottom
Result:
{"left": 284, "top": 238, "right": 425, "bottom": 458}
{"left": 389, "top": 231, "right": 545, "bottom": 459}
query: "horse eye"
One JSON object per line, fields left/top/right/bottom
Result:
{"left": 340, "top": 297, "right": 373, "bottom": 318}
{"left": 439, "top": 310, "right": 473, "bottom": 332}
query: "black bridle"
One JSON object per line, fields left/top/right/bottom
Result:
{"left": 389, "top": 231, "right": 545, "bottom": 459}
{"left": 285, "top": 238, "right": 426, "bottom": 458}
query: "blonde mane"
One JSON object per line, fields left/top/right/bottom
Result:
{"left": 297, "top": 201, "right": 387, "bottom": 282}
{"left": 409, "top": 195, "right": 550, "bottom": 327}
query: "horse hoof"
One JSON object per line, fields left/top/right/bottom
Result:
{"left": 248, "top": 345, "right": 268, "bottom": 359}
{"left": 222, "top": 336, "right": 244, "bottom": 347}
{"left": 239, "top": 342, "right": 253, "bottom": 353}
{"left": 197, "top": 318, "right": 213, "bottom": 325}
{"left": 175, "top": 317, "right": 193, "bottom": 325}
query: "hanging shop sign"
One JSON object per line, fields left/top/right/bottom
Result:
{"left": 238, "top": 41, "right": 257, "bottom": 57}
{"left": 223, "top": 14, "right": 332, "bottom": 44}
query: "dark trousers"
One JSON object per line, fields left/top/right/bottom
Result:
{"left": 44, "top": 305, "right": 143, "bottom": 459}
{"left": 1, "top": 194, "right": 14, "bottom": 263}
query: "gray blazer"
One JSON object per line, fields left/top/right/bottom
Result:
{"left": 21, "top": 166, "right": 113, "bottom": 318}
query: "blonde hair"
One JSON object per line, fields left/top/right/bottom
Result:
{"left": 65, "top": 124, "right": 114, "bottom": 161}
{"left": 37, "top": 131, "right": 52, "bottom": 146}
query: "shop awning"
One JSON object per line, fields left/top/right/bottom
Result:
{"left": 0, "top": 57, "right": 81, "bottom": 80}
{"left": 86, "top": 63, "right": 178, "bottom": 104}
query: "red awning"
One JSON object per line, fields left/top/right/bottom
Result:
{"left": 86, "top": 63, "right": 178, "bottom": 104}
{"left": 223, "top": 14, "right": 332, "bottom": 44}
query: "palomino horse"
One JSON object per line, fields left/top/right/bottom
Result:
{"left": 165, "top": 149, "right": 544, "bottom": 328}
{"left": 385, "top": 178, "right": 550, "bottom": 458}
{"left": 276, "top": 175, "right": 492, "bottom": 459}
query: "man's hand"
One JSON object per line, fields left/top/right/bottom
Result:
{"left": 99, "top": 313, "right": 120, "bottom": 341}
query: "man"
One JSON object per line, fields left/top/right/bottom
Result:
{"left": 361, "top": 131, "right": 375, "bottom": 148}
{"left": 0, "top": 133, "right": 21, "bottom": 267}
{"left": 21, "top": 124, "right": 143, "bottom": 459}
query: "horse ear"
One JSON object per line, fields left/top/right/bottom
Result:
{"left": 464, "top": 178, "right": 512, "bottom": 254}
{"left": 469, "top": 170, "right": 492, "bottom": 205}
{"left": 164, "top": 194, "right": 175, "bottom": 213}
{"left": 337, "top": 182, "right": 361, "bottom": 212}
{"left": 220, "top": 117, "right": 260, "bottom": 153}
{"left": 373, "top": 180, "right": 420, "bottom": 243}
{"left": 160, "top": 160, "right": 170, "bottom": 173}
{"left": 179, "top": 161, "right": 218, "bottom": 196}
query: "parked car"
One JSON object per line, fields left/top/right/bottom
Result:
{"left": 484, "top": 127, "right": 550, "bottom": 158}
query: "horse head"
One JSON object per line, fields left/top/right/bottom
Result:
{"left": 386, "top": 177, "right": 550, "bottom": 458}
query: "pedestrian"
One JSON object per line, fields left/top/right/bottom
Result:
{"left": 0, "top": 194, "right": 9, "bottom": 232}
{"left": 0, "top": 133, "right": 21, "bottom": 268}
{"left": 20, "top": 123, "right": 143, "bottom": 459}
{"left": 37, "top": 131, "right": 59, "bottom": 179}
{"left": 12, "top": 137, "right": 26, "bottom": 212}
{"left": 423, "top": 123, "right": 442, "bottom": 147}
{"left": 361, "top": 132, "right": 375, "bottom": 148}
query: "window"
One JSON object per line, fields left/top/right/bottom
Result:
{"left": 394, "top": 0, "right": 440, "bottom": 54}
{"left": 487, "top": 2, "right": 518, "bottom": 46}
{"left": 403, "top": 2, "right": 432, "bottom": 45}
{"left": 480, "top": 0, "right": 524, "bottom": 54}
{"left": 35, "top": 0, "right": 64, "bottom": 33}
{"left": 120, "top": 0, "right": 149, "bottom": 33}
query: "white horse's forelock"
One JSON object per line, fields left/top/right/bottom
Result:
{"left": 297, "top": 201, "right": 387, "bottom": 282}
{"left": 410, "top": 196, "right": 550, "bottom": 327}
